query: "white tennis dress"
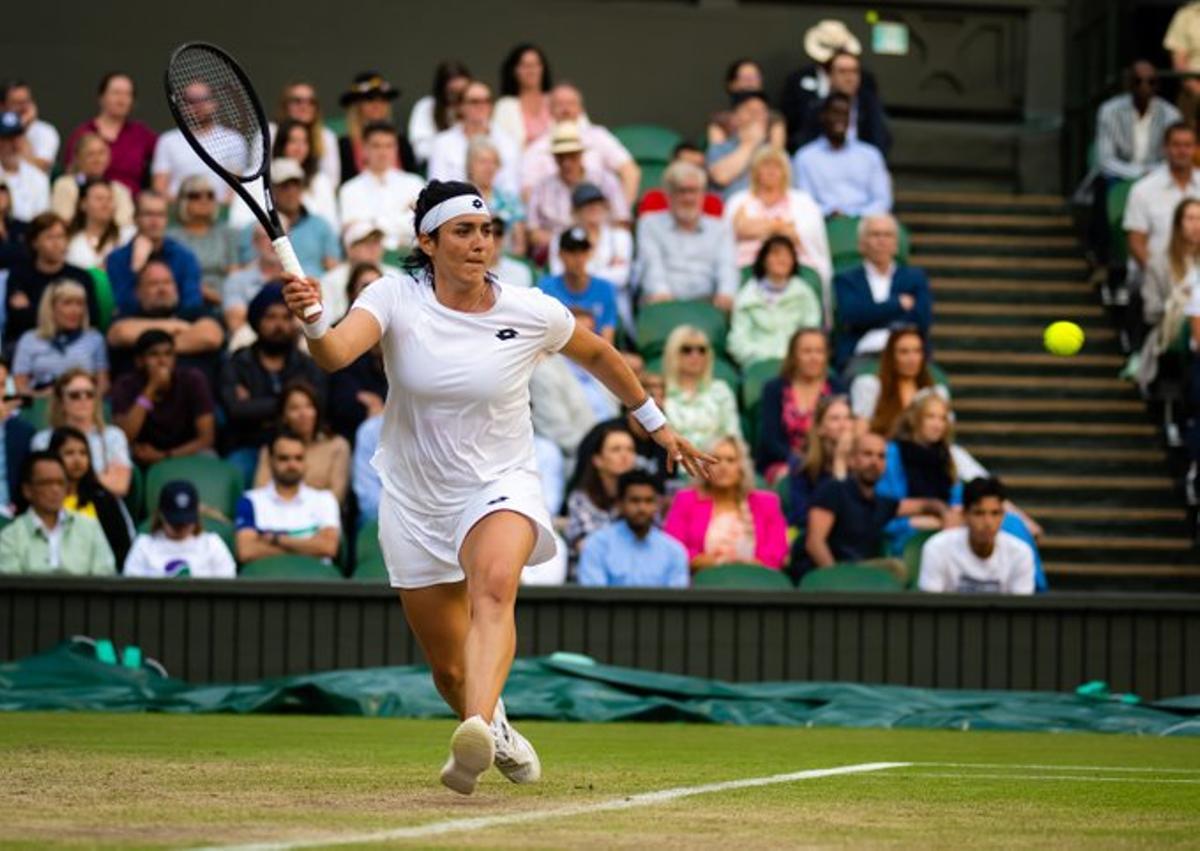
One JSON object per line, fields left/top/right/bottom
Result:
{"left": 352, "top": 270, "right": 576, "bottom": 588}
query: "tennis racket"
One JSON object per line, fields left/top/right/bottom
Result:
{"left": 164, "top": 41, "right": 322, "bottom": 319}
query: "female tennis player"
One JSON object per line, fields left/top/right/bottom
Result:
{"left": 282, "top": 180, "right": 712, "bottom": 795}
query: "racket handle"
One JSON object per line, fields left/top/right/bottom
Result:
{"left": 272, "top": 236, "right": 323, "bottom": 321}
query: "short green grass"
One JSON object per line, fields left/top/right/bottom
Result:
{"left": 1, "top": 713, "right": 1198, "bottom": 849}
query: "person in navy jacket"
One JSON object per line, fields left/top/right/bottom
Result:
{"left": 832, "top": 213, "right": 931, "bottom": 373}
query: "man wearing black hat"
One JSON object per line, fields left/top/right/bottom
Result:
{"left": 111, "top": 329, "right": 216, "bottom": 467}
{"left": 123, "top": 479, "right": 236, "bottom": 579}
{"left": 106, "top": 258, "right": 224, "bottom": 382}
{"left": 0, "top": 110, "right": 49, "bottom": 220}
{"left": 537, "top": 227, "right": 619, "bottom": 344}
{"left": 219, "top": 283, "right": 327, "bottom": 483}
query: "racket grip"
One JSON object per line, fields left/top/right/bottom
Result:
{"left": 272, "top": 236, "right": 323, "bottom": 321}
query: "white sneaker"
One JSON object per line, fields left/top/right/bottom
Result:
{"left": 440, "top": 715, "right": 495, "bottom": 795}
{"left": 491, "top": 698, "right": 541, "bottom": 784}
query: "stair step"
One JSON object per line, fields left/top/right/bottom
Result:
{"left": 951, "top": 375, "right": 1131, "bottom": 392}
{"left": 937, "top": 350, "right": 1124, "bottom": 369}
{"left": 1024, "top": 505, "right": 1186, "bottom": 521}
{"left": 1042, "top": 535, "right": 1195, "bottom": 551}
{"left": 901, "top": 212, "right": 1073, "bottom": 231}
{"left": 1045, "top": 562, "right": 1200, "bottom": 579}
{"left": 956, "top": 422, "right": 1155, "bottom": 436}
{"left": 911, "top": 233, "right": 1079, "bottom": 252}
{"left": 952, "top": 398, "right": 1141, "bottom": 413}
{"left": 914, "top": 255, "right": 1088, "bottom": 273}
{"left": 1003, "top": 473, "right": 1174, "bottom": 489}
{"left": 964, "top": 445, "right": 1167, "bottom": 463}
{"left": 933, "top": 322, "right": 1113, "bottom": 340}
{"left": 932, "top": 277, "right": 1091, "bottom": 294}
{"left": 936, "top": 302, "right": 1104, "bottom": 319}
{"left": 896, "top": 190, "right": 1066, "bottom": 208}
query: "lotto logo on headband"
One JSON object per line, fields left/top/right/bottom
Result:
{"left": 419, "top": 195, "right": 491, "bottom": 233}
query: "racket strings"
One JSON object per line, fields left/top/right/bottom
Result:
{"left": 167, "top": 47, "right": 264, "bottom": 179}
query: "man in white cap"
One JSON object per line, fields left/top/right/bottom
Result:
{"left": 781, "top": 19, "right": 888, "bottom": 154}
{"left": 320, "top": 220, "right": 401, "bottom": 319}
{"left": 266, "top": 157, "right": 339, "bottom": 277}
{"left": 526, "top": 121, "right": 627, "bottom": 258}
{"left": 0, "top": 111, "right": 49, "bottom": 220}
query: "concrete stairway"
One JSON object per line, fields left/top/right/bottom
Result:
{"left": 895, "top": 190, "right": 1199, "bottom": 591}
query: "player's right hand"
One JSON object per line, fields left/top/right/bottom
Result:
{"left": 281, "top": 273, "right": 321, "bottom": 321}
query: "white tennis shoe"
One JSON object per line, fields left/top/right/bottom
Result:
{"left": 440, "top": 715, "right": 495, "bottom": 795}
{"left": 491, "top": 698, "right": 541, "bottom": 784}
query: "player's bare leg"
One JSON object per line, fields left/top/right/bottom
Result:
{"left": 398, "top": 583, "right": 470, "bottom": 717}
{"left": 438, "top": 510, "right": 541, "bottom": 793}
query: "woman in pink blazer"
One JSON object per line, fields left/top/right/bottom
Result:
{"left": 664, "top": 436, "right": 789, "bottom": 572}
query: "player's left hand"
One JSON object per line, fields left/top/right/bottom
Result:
{"left": 650, "top": 425, "right": 717, "bottom": 479}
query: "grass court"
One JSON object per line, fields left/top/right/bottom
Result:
{"left": 2, "top": 713, "right": 1198, "bottom": 848}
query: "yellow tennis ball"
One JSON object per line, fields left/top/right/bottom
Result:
{"left": 1044, "top": 321, "right": 1085, "bottom": 356}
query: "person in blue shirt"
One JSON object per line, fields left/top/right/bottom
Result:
{"left": 578, "top": 469, "right": 689, "bottom": 588}
{"left": 791, "top": 93, "right": 892, "bottom": 217}
{"left": 239, "top": 158, "right": 340, "bottom": 276}
{"left": 106, "top": 190, "right": 202, "bottom": 316}
{"left": 538, "top": 227, "right": 619, "bottom": 344}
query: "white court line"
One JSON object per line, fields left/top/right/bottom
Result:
{"left": 901, "top": 772, "right": 1200, "bottom": 785}
{"left": 194, "top": 761, "right": 910, "bottom": 851}
{"left": 913, "top": 762, "right": 1200, "bottom": 774}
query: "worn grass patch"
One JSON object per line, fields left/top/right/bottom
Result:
{"left": 0, "top": 714, "right": 1197, "bottom": 848}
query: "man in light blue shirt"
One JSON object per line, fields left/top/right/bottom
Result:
{"left": 578, "top": 470, "right": 689, "bottom": 588}
{"left": 791, "top": 93, "right": 892, "bottom": 217}
{"left": 636, "top": 161, "right": 739, "bottom": 311}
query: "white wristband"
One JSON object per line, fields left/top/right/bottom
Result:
{"left": 631, "top": 397, "right": 667, "bottom": 433}
{"left": 300, "top": 311, "right": 331, "bottom": 340}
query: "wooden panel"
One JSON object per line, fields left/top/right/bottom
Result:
{"left": 3, "top": 582, "right": 1199, "bottom": 700}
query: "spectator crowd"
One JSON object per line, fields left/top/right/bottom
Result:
{"left": 2, "top": 16, "right": 1105, "bottom": 596}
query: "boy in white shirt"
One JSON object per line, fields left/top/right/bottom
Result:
{"left": 124, "top": 481, "right": 236, "bottom": 579}
{"left": 919, "top": 477, "right": 1035, "bottom": 595}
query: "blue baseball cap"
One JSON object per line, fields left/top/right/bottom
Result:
{"left": 159, "top": 480, "right": 199, "bottom": 526}
{"left": 0, "top": 112, "right": 22, "bottom": 138}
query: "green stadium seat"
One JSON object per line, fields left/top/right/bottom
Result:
{"left": 18, "top": 395, "right": 49, "bottom": 431}
{"left": 356, "top": 519, "right": 382, "bottom": 567}
{"left": 239, "top": 554, "right": 343, "bottom": 581}
{"left": 692, "top": 563, "right": 794, "bottom": 589}
{"left": 352, "top": 555, "right": 389, "bottom": 582}
{"left": 144, "top": 456, "right": 243, "bottom": 521}
{"left": 901, "top": 530, "right": 936, "bottom": 588}
{"left": 798, "top": 563, "right": 904, "bottom": 592}
{"left": 799, "top": 265, "right": 825, "bottom": 312}
{"left": 636, "top": 300, "right": 728, "bottom": 361}
{"left": 1107, "top": 178, "right": 1135, "bottom": 268}
{"left": 739, "top": 358, "right": 780, "bottom": 453}
{"left": 740, "top": 358, "right": 782, "bottom": 412}
{"left": 88, "top": 267, "right": 116, "bottom": 330}
{"left": 324, "top": 117, "right": 346, "bottom": 137}
{"left": 123, "top": 464, "right": 144, "bottom": 522}
{"left": 612, "top": 124, "right": 682, "bottom": 165}
{"left": 774, "top": 472, "right": 792, "bottom": 520}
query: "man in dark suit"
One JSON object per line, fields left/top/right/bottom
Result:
{"left": 832, "top": 213, "right": 931, "bottom": 373}
{"left": 788, "top": 50, "right": 891, "bottom": 157}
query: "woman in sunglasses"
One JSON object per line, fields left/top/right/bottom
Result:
{"left": 662, "top": 325, "right": 742, "bottom": 453}
{"left": 31, "top": 367, "right": 131, "bottom": 498}
{"left": 167, "top": 175, "right": 237, "bottom": 305}
{"left": 273, "top": 82, "right": 340, "bottom": 187}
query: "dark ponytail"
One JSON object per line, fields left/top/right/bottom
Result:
{"left": 403, "top": 179, "right": 484, "bottom": 280}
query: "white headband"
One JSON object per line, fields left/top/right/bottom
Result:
{"left": 418, "top": 194, "right": 490, "bottom": 234}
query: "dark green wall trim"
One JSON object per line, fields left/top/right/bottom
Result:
{"left": 3, "top": 578, "right": 1197, "bottom": 700}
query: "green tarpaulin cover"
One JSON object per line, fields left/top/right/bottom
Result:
{"left": 2, "top": 642, "right": 1197, "bottom": 736}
